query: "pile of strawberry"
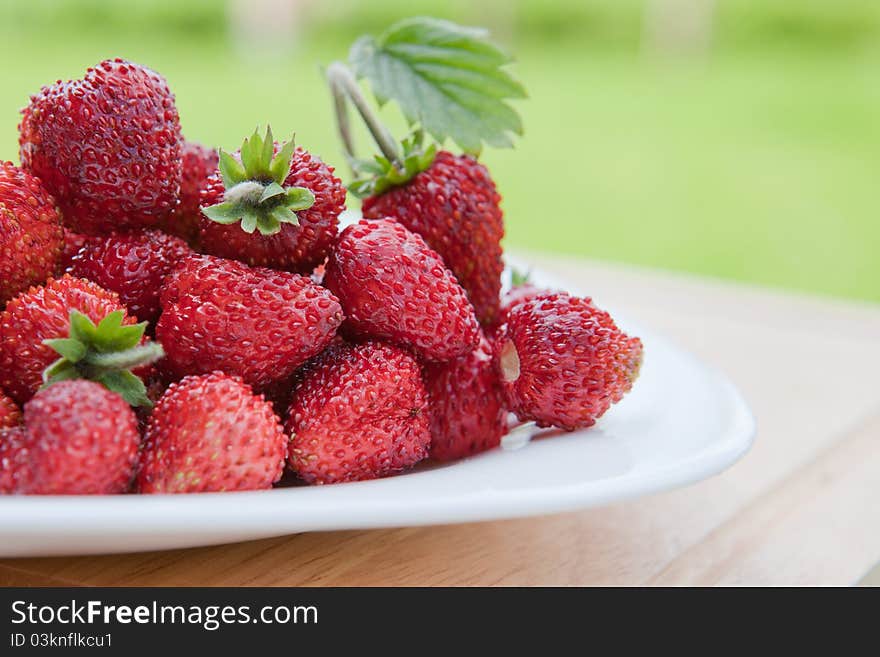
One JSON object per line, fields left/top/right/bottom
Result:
{"left": 0, "top": 19, "right": 642, "bottom": 495}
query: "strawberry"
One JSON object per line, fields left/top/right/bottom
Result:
{"left": 159, "top": 252, "right": 253, "bottom": 307}
{"left": 423, "top": 335, "right": 508, "bottom": 461}
{"left": 0, "top": 161, "right": 63, "bottom": 304}
{"left": 497, "top": 279, "right": 553, "bottom": 333}
{"left": 56, "top": 229, "right": 94, "bottom": 274}
{"left": 136, "top": 372, "right": 287, "bottom": 493}
{"left": 501, "top": 270, "right": 549, "bottom": 315}
{"left": 0, "top": 428, "right": 29, "bottom": 494}
{"left": 286, "top": 341, "right": 430, "bottom": 484}
{"left": 0, "top": 389, "right": 21, "bottom": 429}
{"left": 0, "top": 276, "right": 161, "bottom": 406}
{"left": 494, "top": 293, "right": 643, "bottom": 431}
{"left": 324, "top": 218, "right": 480, "bottom": 361}
{"left": 19, "top": 58, "right": 182, "bottom": 235}
{"left": 501, "top": 283, "right": 548, "bottom": 316}
{"left": 159, "top": 139, "right": 218, "bottom": 246}
{"left": 156, "top": 254, "right": 343, "bottom": 389}
{"left": 68, "top": 229, "right": 192, "bottom": 323}
{"left": 260, "top": 333, "right": 347, "bottom": 418}
{"left": 361, "top": 148, "right": 504, "bottom": 327}
{"left": 1, "top": 380, "right": 140, "bottom": 495}
{"left": 198, "top": 127, "right": 345, "bottom": 273}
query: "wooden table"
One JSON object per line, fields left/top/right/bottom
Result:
{"left": 2, "top": 252, "right": 879, "bottom": 586}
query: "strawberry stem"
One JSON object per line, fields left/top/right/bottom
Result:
{"left": 326, "top": 61, "right": 401, "bottom": 167}
{"left": 85, "top": 343, "right": 165, "bottom": 374}
{"left": 499, "top": 339, "right": 521, "bottom": 383}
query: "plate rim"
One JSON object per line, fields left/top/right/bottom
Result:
{"left": 0, "top": 335, "right": 755, "bottom": 536}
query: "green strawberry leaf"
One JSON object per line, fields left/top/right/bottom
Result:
{"left": 349, "top": 17, "right": 526, "bottom": 154}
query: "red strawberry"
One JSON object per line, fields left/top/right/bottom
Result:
{"left": 287, "top": 341, "right": 430, "bottom": 484}
{"left": 362, "top": 150, "right": 504, "bottom": 326}
{"left": 2, "top": 380, "right": 140, "bottom": 495}
{"left": 159, "top": 252, "right": 253, "bottom": 307}
{"left": 68, "top": 229, "right": 192, "bottom": 323}
{"left": 501, "top": 283, "right": 549, "bottom": 315}
{"left": 0, "top": 390, "right": 21, "bottom": 429}
{"left": 199, "top": 128, "right": 345, "bottom": 272}
{"left": 0, "top": 428, "right": 29, "bottom": 494}
{"left": 136, "top": 372, "right": 287, "bottom": 493}
{"left": 0, "top": 275, "right": 153, "bottom": 405}
{"left": 19, "top": 58, "right": 182, "bottom": 235}
{"left": 160, "top": 139, "right": 218, "bottom": 246}
{"left": 56, "top": 229, "right": 94, "bottom": 274}
{"left": 324, "top": 218, "right": 480, "bottom": 361}
{"left": 156, "top": 254, "right": 343, "bottom": 389}
{"left": 423, "top": 335, "right": 508, "bottom": 461}
{"left": 496, "top": 281, "right": 553, "bottom": 333}
{"left": 264, "top": 333, "right": 347, "bottom": 418}
{"left": 0, "top": 161, "right": 63, "bottom": 304}
{"left": 494, "top": 293, "right": 643, "bottom": 431}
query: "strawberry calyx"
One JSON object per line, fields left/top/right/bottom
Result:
{"left": 42, "top": 310, "right": 164, "bottom": 407}
{"left": 348, "top": 131, "right": 437, "bottom": 198}
{"left": 510, "top": 268, "right": 532, "bottom": 287}
{"left": 201, "top": 126, "right": 316, "bottom": 236}
{"left": 326, "top": 60, "right": 437, "bottom": 197}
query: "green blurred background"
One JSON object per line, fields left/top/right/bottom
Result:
{"left": 0, "top": 0, "right": 877, "bottom": 302}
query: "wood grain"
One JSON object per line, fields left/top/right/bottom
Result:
{"left": 2, "top": 252, "right": 878, "bottom": 586}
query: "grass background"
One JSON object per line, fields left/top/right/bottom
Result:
{"left": 0, "top": 0, "right": 877, "bottom": 303}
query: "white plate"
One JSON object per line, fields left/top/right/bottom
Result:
{"left": 0, "top": 265, "right": 754, "bottom": 557}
